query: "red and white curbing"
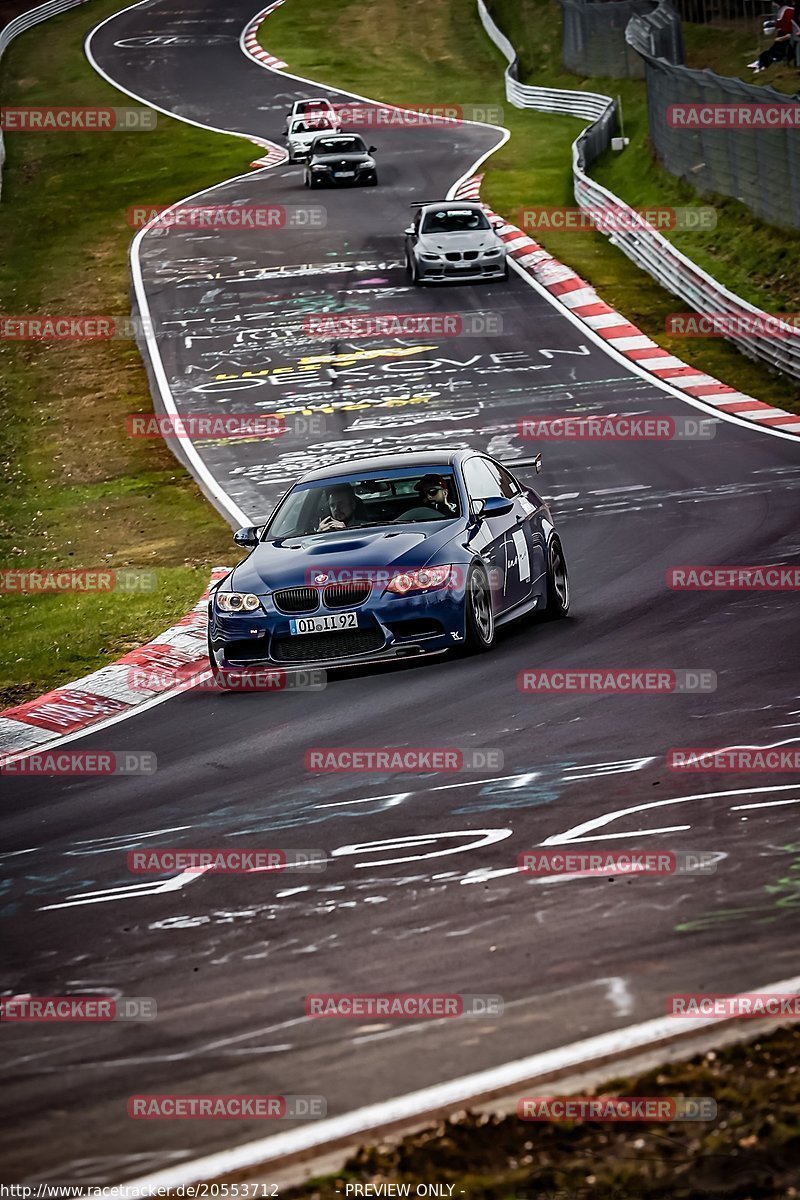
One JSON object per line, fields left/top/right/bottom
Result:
{"left": 241, "top": 0, "right": 288, "bottom": 71}
{"left": 0, "top": 567, "right": 230, "bottom": 760}
{"left": 241, "top": 1, "right": 290, "bottom": 167}
{"left": 456, "top": 175, "right": 800, "bottom": 435}
{"left": 249, "top": 142, "right": 289, "bottom": 169}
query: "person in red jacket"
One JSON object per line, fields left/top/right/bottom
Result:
{"left": 748, "top": 3, "right": 796, "bottom": 72}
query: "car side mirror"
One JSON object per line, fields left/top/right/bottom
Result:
{"left": 404, "top": 226, "right": 415, "bottom": 236}
{"left": 368, "top": 145, "right": 377, "bottom": 152}
{"left": 534, "top": 452, "right": 542, "bottom": 474}
{"left": 481, "top": 496, "right": 514, "bottom": 518}
{"left": 490, "top": 216, "right": 504, "bottom": 229}
{"left": 233, "top": 526, "right": 260, "bottom": 547}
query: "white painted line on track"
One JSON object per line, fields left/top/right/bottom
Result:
{"left": 731, "top": 797, "right": 800, "bottom": 810}
{"left": 121, "top": 974, "right": 800, "bottom": 1189}
{"left": 85, "top": 5, "right": 289, "bottom": 529}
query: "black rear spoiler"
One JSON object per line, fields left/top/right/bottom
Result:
{"left": 500, "top": 453, "right": 542, "bottom": 474}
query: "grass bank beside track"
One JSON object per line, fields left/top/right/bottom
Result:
{"left": 260, "top": 0, "right": 800, "bottom": 415}
{"left": 280, "top": 1025, "right": 800, "bottom": 1199}
{"left": 0, "top": 0, "right": 254, "bottom": 706}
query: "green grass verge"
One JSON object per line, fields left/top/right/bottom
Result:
{"left": 259, "top": 0, "right": 800, "bottom": 415}
{"left": 278, "top": 1025, "right": 800, "bottom": 1199}
{"left": 0, "top": 0, "right": 258, "bottom": 706}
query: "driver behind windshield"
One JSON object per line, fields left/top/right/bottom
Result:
{"left": 317, "top": 483, "right": 368, "bottom": 532}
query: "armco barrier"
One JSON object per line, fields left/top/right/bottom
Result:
{"left": 478, "top": 0, "right": 800, "bottom": 380}
{"left": 0, "top": 0, "right": 92, "bottom": 198}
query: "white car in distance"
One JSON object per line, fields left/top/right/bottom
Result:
{"left": 285, "top": 114, "right": 337, "bottom": 162}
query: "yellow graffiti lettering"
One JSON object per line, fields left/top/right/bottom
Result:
{"left": 297, "top": 345, "right": 437, "bottom": 367}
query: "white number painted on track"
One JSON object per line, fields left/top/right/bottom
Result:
{"left": 331, "top": 829, "right": 513, "bottom": 868}
{"left": 540, "top": 784, "right": 800, "bottom": 846}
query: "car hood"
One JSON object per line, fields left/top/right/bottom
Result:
{"left": 288, "top": 129, "right": 331, "bottom": 142}
{"left": 418, "top": 232, "right": 498, "bottom": 253}
{"left": 229, "top": 524, "right": 461, "bottom": 593}
{"left": 312, "top": 152, "right": 371, "bottom": 165}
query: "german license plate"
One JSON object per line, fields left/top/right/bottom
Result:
{"left": 335, "top": 170, "right": 355, "bottom": 177}
{"left": 289, "top": 611, "right": 358, "bottom": 635}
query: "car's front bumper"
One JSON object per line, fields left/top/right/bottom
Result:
{"left": 416, "top": 256, "right": 506, "bottom": 282}
{"left": 309, "top": 169, "right": 377, "bottom": 186}
{"left": 208, "top": 585, "right": 467, "bottom": 673}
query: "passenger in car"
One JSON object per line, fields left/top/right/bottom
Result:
{"left": 415, "top": 474, "right": 457, "bottom": 516}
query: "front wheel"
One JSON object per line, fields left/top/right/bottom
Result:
{"left": 462, "top": 566, "right": 495, "bottom": 653}
{"left": 541, "top": 536, "right": 570, "bottom": 619}
{"left": 407, "top": 252, "right": 422, "bottom": 285}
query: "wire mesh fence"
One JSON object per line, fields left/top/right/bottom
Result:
{"left": 627, "top": 9, "right": 800, "bottom": 230}
{"left": 561, "top": 0, "right": 684, "bottom": 77}
{"left": 479, "top": 0, "right": 800, "bottom": 380}
{"left": 670, "top": 0, "right": 774, "bottom": 23}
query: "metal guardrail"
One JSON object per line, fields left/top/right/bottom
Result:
{"left": 477, "top": 0, "right": 615, "bottom": 151}
{"left": 478, "top": 0, "right": 800, "bottom": 379}
{"left": 0, "top": 0, "right": 91, "bottom": 197}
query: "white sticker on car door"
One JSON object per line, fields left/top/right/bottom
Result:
{"left": 512, "top": 528, "right": 531, "bottom": 581}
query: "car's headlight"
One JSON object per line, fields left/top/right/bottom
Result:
{"left": 385, "top": 566, "right": 452, "bottom": 595}
{"left": 483, "top": 248, "right": 503, "bottom": 257}
{"left": 216, "top": 592, "right": 262, "bottom": 613}
{"left": 358, "top": 158, "right": 375, "bottom": 169}
{"left": 312, "top": 163, "right": 330, "bottom": 171}
{"left": 419, "top": 252, "right": 441, "bottom": 261}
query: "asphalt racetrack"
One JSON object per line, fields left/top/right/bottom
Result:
{"left": 2, "top": 0, "right": 799, "bottom": 1183}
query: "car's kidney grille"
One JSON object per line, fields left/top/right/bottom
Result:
{"left": 445, "top": 252, "right": 462, "bottom": 261}
{"left": 272, "top": 629, "right": 384, "bottom": 662}
{"left": 273, "top": 583, "right": 371, "bottom": 612}
{"left": 273, "top": 587, "right": 319, "bottom": 613}
{"left": 463, "top": 250, "right": 480, "bottom": 260}
{"left": 324, "top": 582, "right": 371, "bottom": 608}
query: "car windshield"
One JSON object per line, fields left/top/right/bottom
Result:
{"left": 297, "top": 101, "right": 331, "bottom": 115}
{"left": 314, "top": 136, "right": 366, "bottom": 155}
{"left": 265, "top": 470, "right": 461, "bottom": 538}
{"left": 421, "top": 207, "right": 490, "bottom": 234}
{"left": 291, "top": 117, "right": 333, "bottom": 134}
